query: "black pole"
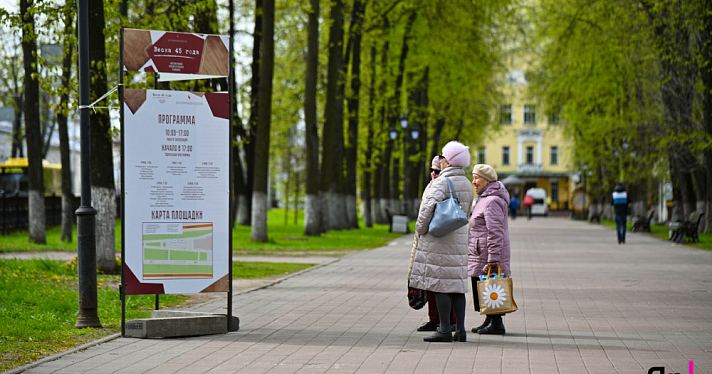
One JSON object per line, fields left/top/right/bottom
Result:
{"left": 75, "top": 0, "right": 101, "bottom": 329}
{"left": 148, "top": 72, "right": 159, "bottom": 314}
{"left": 228, "top": 34, "right": 236, "bottom": 332}
{"left": 402, "top": 135, "right": 407, "bottom": 217}
{"left": 120, "top": 28, "right": 126, "bottom": 337}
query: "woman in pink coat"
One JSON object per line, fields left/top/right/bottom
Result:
{"left": 468, "top": 164, "right": 511, "bottom": 335}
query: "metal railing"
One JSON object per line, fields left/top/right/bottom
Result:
{"left": 0, "top": 192, "right": 75, "bottom": 233}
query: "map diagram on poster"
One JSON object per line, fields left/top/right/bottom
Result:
{"left": 142, "top": 222, "right": 213, "bottom": 279}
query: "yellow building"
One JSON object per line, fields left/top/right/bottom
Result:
{"left": 475, "top": 68, "right": 574, "bottom": 212}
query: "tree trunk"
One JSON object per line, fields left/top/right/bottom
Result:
{"left": 41, "top": 119, "right": 55, "bottom": 160}
{"left": 345, "top": 0, "right": 364, "bottom": 229}
{"left": 89, "top": 0, "right": 117, "bottom": 272}
{"left": 21, "top": 0, "right": 45, "bottom": 244}
{"left": 418, "top": 68, "right": 429, "bottom": 198}
{"left": 232, "top": 144, "right": 246, "bottom": 228}
{"left": 375, "top": 22, "right": 390, "bottom": 224}
{"left": 12, "top": 94, "right": 23, "bottom": 158}
{"left": 250, "top": 0, "right": 274, "bottom": 242}
{"left": 361, "top": 46, "right": 377, "bottom": 228}
{"left": 701, "top": 0, "right": 712, "bottom": 232}
{"left": 58, "top": 7, "right": 74, "bottom": 242}
{"left": 331, "top": 0, "right": 346, "bottom": 230}
{"left": 304, "top": 0, "right": 321, "bottom": 236}
{"left": 430, "top": 116, "right": 445, "bottom": 163}
{"left": 320, "top": 0, "right": 345, "bottom": 231}
{"left": 241, "top": 0, "right": 263, "bottom": 226}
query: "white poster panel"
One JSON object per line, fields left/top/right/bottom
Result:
{"left": 123, "top": 89, "right": 229, "bottom": 295}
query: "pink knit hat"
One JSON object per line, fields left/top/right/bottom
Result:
{"left": 441, "top": 141, "right": 470, "bottom": 168}
{"left": 431, "top": 156, "right": 441, "bottom": 170}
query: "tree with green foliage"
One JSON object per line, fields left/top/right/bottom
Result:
{"left": 530, "top": 0, "right": 712, "bottom": 229}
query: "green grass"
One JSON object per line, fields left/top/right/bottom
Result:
{"left": 0, "top": 258, "right": 187, "bottom": 371}
{"left": 0, "top": 258, "right": 315, "bottom": 372}
{"left": 232, "top": 209, "right": 402, "bottom": 253}
{"left": 601, "top": 219, "right": 712, "bottom": 249}
{"left": 0, "top": 208, "right": 403, "bottom": 254}
{"left": 232, "top": 261, "right": 313, "bottom": 278}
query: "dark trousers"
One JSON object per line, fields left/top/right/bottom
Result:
{"left": 615, "top": 214, "right": 627, "bottom": 243}
{"left": 434, "top": 293, "right": 466, "bottom": 333}
{"left": 510, "top": 208, "right": 517, "bottom": 220}
{"left": 427, "top": 291, "right": 456, "bottom": 324}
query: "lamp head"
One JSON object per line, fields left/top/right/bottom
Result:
{"left": 388, "top": 127, "right": 398, "bottom": 140}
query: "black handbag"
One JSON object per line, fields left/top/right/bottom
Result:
{"left": 407, "top": 283, "right": 427, "bottom": 310}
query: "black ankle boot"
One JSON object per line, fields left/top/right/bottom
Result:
{"left": 453, "top": 331, "right": 467, "bottom": 342}
{"left": 423, "top": 330, "right": 453, "bottom": 342}
{"left": 471, "top": 316, "right": 492, "bottom": 333}
{"left": 478, "top": 315, "right": 505, "bottom": 335}
{"left": 417, "top": 321, "right": 439, "bottom": 332}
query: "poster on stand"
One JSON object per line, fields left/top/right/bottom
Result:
{"left": 123, "top": 28, "right": 230, "bottom": 80}
{"left": 122, "top": 88, "right": 229, "bottom": 295}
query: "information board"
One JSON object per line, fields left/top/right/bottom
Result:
{"left": 123, "top": 89, "right": 230, "bottom": 295}
{"left": 123, "top": 28, "right": 229, "bottom": 77}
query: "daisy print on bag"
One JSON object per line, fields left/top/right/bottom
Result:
{"left": 482, "top": 284, "right": 507, "bottom": 309}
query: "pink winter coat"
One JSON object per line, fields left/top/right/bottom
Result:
{"left": 468, "top": 181, "right": 511, "bottom": 278}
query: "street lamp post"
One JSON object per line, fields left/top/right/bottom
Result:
{"left": 400, "top": 116, "right": 408, "bottom": 216}
{"left": 583, "top": 162, "right": 589, "bottom": 221}
{"left": 410, "top": 128, "right": 419, "bottom": 217}
{"left": 75, "top": 0, "right": 101, "bottom": 329}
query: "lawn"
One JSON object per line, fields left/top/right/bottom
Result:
{"left": 600, "top": 219, "right": 712, "bottom": 250}
{"left": 0, "top": 208, "right": 403, "bottom": 254}
{"left": 0, "top": 258, "right": 314, "bottom": 372}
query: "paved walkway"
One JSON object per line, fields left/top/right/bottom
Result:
{"left": 17, "top": 218, "right": 712, "bottom": 374}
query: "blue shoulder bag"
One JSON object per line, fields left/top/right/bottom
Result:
{"left": 428, "top": 177, "right": 469, "bottom": 237}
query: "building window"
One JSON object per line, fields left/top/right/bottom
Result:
{"left": 478, "top": 147, "right": 486, "bottom": 164}
{"left": 550, "top": 146, "right": 559, "bottom": 165}
{"left": 526, "top": 146, "right": 534, "bottom": 164}
{"left": 548, "top": 111, "right": 560, "bottom": 125}
{"left": 502, "top": 146, "right": 510, "bottom": 165}
{"left": 524, "top": 105, "right": 537, "bottom": 125}
{"left": 500, "top": 104, "right": 512, "bottom": 124}
{"left": 550, "top": 180, "right": 559, "bottom": 202}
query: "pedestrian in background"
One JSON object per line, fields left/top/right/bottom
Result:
{"left": 612, "top": 183, "right": 628, "bottom": 244}
{"left": 523, "top": 193, "right": 534, "bottom": 220}
{"left": 468, "top": 164, "right": 511, "bottom": 335}
{"left": 509, "top": 195, "right": 519, "bottom": 220}
{"left": 411, "top": 141, "right": 474, "bottom": 342}
{"left": 408, "top": 155, "right": 456, "bottom": 333}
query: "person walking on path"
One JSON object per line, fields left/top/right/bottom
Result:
{"left": 468, "top": 164, "right": 511, "bottom": 335}
{"left": 509, "top": 195, "right": 519, "bottom": 220}
{"left": 523, "top": 193, "right": 534, "bottom": 220}
{"left": 411, "top": 141, "right": 474, "bottom": 343}
{"left": 613, "top": 183, "right": 629, "bottom": 244}
{"left": 408, "top": 156, "right": 456, "bottom": 332}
